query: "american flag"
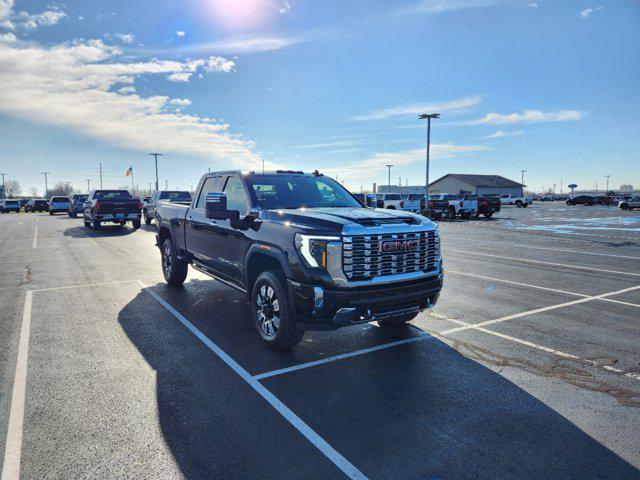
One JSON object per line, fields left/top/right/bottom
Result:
{"left": 125, "top": 166, "right": 133, "bottom": 177}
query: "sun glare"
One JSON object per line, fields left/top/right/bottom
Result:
{"left": 208, "top": 0, "right": 272, "bottom": 29}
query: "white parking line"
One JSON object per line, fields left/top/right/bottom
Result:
{"left": 32, "top": 226, "right": 38, "bottom": 249}
{"left": 488, "top": 242, "right": 640, "bottom": 260}
{"left": 440, "top": 284, "right": 640, "bottom": 335}
{"left": 137, "top": 281, "right": 368, "bottom": 480}
{"left": 1, "top": 291, "right": 32, "bottom": 480}
{"left": 446, "top": 248, "right": 640, "bottom": 277}
{"left": 427, "top": 313, "right": 640, "bottom": 382}
{"left": 446, "top": 270, "right": 640, "bottom": 309}
{"left": 33, "top": 279, "right": 138, "bottom": 293}
{"left": 254, "top": 334, "right": 432, "bottom": 380}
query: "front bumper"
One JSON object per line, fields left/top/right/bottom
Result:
{"left": 95, "top": 213, "right": 141, "bottom": 222}
{"left": 289, "top": 272, "right": 443, "bottom": 331}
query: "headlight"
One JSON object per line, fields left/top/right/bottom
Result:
{"left": 295, "top": 234, "right": 340, "bottom": 269}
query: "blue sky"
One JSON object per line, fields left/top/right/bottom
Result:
{"left": 0, "top": 0, "right": 638, "bottom": 195}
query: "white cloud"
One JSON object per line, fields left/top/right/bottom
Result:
{"left": 353, "top": 95, "right": 482, "bottom": 121}
{"left": 0, "top": 31, "right": 16, "bottom": 42}
{"left": 205, "top": 55, "right": 235, "bottom": 73}
{"left": 0, "top": 38, "right": 262, "bottom": 170}
{"left": 465, "top": 109, "right": 585, "bottom": 125}
{"left": 580, "top": 6, "right": 603, "bottom": 18}
{"left": 166, "top": 72, "right": 192, "bottom": 82}
{"left": 291, "top": 140, "right": 362, "bottom": 149}
{"left": 169, "top": 98, "right": 191, "bottom": 106}
{"left": 336, "top": 144, "right": 490, "bottom": 180}
{"left": 409, "top": 0, "right": 503, "bottom": 13}
{"left": 117, "top": 85, "right": 136, "bottom": 94}
{"left": 183, "top": 33, "right": 307, "bottom": 54}
{"left": 279, "top": 1, "right": 291, "bottom": 14}
{"left": 528, "top": 2, "right": 538, "bottom": 7}
{"left": 114, "top": 33, "right": 135, "bottom": 44}
{"left": 15, "top": 9, "right": 67, "bottom": 29}
{"left": 484, "top": 129, "right": 524, "bottom": 138}
{"left": 0, "top": 19, "right": 13, "bottom": 29}
{"left": 176, "top": 30, "right": 185, "bottom": 37}
{"left": 0, "top": 0, "right": 13, "bottom": 21}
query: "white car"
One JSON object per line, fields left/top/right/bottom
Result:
{"left": 498, "top": 194, "right": 532, "bottom": 208}
{"left": 401, "top": 193, "right": 424, "bottom": 212}
{"left": 49, "top": 196, "right": 70, "bottom": 214}
{"left": 619, "top": 197, "right": 640, "bottom": 210}
{"left": 376, "top": 193, "right": 404, "bottom": 210}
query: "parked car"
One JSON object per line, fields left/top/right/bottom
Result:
{"left": 68, "top": 194, "right": 89, "bottom": 217}
{"left": 430, "top": 194, "right": 477, "bottom": 219}
{"left": 619, "top": 197, "right": 640, "bottom": 210}
{"left": 422, "top": 196, "right": 450, "bottom": 220}
{"left": 566, "top": 195, "right": 595, "bottom": 206}
{"left": 143, "top": 190, "right": 192, "bottom": 224}
{"left": 401, "top": 193, "right": 425, "bottom": 213}
{"left": 498, "top": 194, "right": 531, "bottom": 207}
{"left": 353, "top": 193, "right": 377, "bottom": 207}
{"left": 155, "top": 170, "right": 443, "bottom": 349}
{"left": 48, "top": 196, "right": 70, "bottom": 214}
{"left": 18, "top": 198, "right": 30, "bottom": 208}
{"left": 25, "top": 198, "right": 49, "bottom": 213}
{"left": 596, "top": 196, "right": 616, "bottom": 206}
{"left": 83, "top": 190, "right": 142, "bottom": 229}
{"left": 375, "top": 193, "right": 404, "bottom": 210}
{"left": 0, "top": 199, "right": 21, "bottom": 213}
{"left": 473, "top": 195, "right": 501, "bottom": 218}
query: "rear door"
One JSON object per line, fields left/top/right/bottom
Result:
{"left": 185, "top": 175, "right": 226, "bottom": 271}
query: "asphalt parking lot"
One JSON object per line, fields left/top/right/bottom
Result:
{"left": 1, "top": 203, "right": 639, "bottom": 479}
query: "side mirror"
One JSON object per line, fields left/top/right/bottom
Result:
{"left": 205, "top": 192, "right": 240, "bottom": 220}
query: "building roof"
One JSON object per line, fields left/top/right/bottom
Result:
{"left": 430, "top": 174, "right": 525, "bottom": 188}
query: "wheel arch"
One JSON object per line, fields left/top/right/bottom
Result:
{"left": 245, "top": 245, "right": 292, "bottom": 293}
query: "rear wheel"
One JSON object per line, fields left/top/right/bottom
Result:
{"left": 144, "top": 210, "right": 151, "bottom": 225}
{"left": 484, "top": 212, "right": 494, "bottom": 218}
{"left": 252, "top": 271, "right": 304, "bottom": 349}
{"left": 461, "top": 211, "right": 471, "bottom": 219}
{"left": 93, "top": 219, "right": 101, "bottom": 230}
{"left": 84, "top": 220, "right": 91, "bottom": 228}
{"left": 132, "top": 218, "right": 141, "bottom": 229}
{"left": 515, "top": 200, "right": 523, "bottom": 208}
{"left": 445, "top": 207, "right": 456, "bottom": 219}
{"left": 161, "top": 238, "right": 188, "bottom": 286}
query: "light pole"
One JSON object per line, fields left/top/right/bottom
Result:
{"left": 521, "top": 170, "right": 526, "bottom": 186}
{"left": 605, "top": 175, "right": 611, "bottom": 193}
{"left": 0, "top": 173, "right": 6, "bottom": 198}
{"left": 86, "top": 179, "right": 91, "bottom": 193}
{"left": 41, "top": 172, "right": 51, "bottom": 198}
{"left": 419, "top": 113, "right": 440, "bottom": 215}
{"left": 149, "top": 153, "right": 164, "bottom": 192}
{"left": 385, "top": 164, "right": 394, "bottom": 191}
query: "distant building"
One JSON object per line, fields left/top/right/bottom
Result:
{"left": 429, "top": 174, "right": 525, "bottom": 196}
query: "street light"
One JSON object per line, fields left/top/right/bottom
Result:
{"left": 148, "top": 153, "right": 164, "bottom": 192}
{"left": 521, "top": 170, "right": 527, "bottom": 186}
{"left": 419, "top": 113, "right": 440, "bottom": 215}
{"left": 0, "top": 173, "right": 6, "bottom": 198}
{"left": 41, "top": 171, "right": 51, "bottom": 198}
{"left": 605, "top": 174, "right": 611, "bottom": 193}
{"left": 385, "top": 164, "right": 394, "bottom": 190}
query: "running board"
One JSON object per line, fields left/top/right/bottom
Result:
{"left": 191, "top": 262, "right": 247, "bottom": 294}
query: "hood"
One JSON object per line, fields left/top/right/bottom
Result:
{"left": 265, "top": 207, "right": 430, "bottom": 232}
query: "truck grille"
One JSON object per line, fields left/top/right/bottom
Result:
{"left": 343, "top": 231, "right": 439, "bottom": 281}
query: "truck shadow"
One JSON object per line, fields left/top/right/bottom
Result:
{"left": 118, "top": 283, "right": 639, "bottom": 480}
{"left": 62, "top": 225, "right": 138, "bottom": 238}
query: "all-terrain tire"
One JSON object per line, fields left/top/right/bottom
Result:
{"left": 161, "top": 238, "right": 188, "bottom": 286}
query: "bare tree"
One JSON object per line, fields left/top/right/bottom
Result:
{"left": 5, "top": 180, "right": 22, "bottom": 197}
{"left": 620, "top": 184, "right": 634, "bottom": 192}
{"left": 48, "top": 182, "right": 75, "bottom": 197}
{"left": 28, "top": 186, "right": 39, "bottom": 197}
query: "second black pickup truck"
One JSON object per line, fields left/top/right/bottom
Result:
{"left": 83, "top": 189, "right": 142, "bottom": 230}
{"left": 156, "top": 170, "right": 443, "bottom": 349}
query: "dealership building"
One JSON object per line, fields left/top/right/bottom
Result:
{"left": 376, "top": 174, "right": 525, "bottom": 196}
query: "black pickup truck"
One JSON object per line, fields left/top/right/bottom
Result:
{"left": 469, "top": 195, "right": 500, "bottom": 218}
{"left": 83, "top": 189, "right": 142, "bottom": 230}
{"left": 156, "top": 170, "right": 443, "bottom": 349}
{"left": 143, "top": 190, "right": 192, "bottom": 224}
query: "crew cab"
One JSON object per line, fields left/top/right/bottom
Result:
{"left": 143, "top": 190, "right": 192, "bottom": 224}
{"left": 25, "top": 198, "right": 48, "bottom": 213}
{"left": 619, "top": 197, "right": 640, "bottom": 210}
{"left": 48, "top": 196, "right": 70, "bottom": 214}
{"left": 473, "top": 195, "right": 501, "bottom": 218}
{"left": 83, "top": 190, "right": 142, "bottom": 230}
{"left": 375, "top": 193, "right": 404, "bottom": 210}
{"left": 498, "top": 194, "right": 531, "bottom": 207}
{"left": 430, "top": 194, "right": 477, "bottom": 219}
{"left": 566, "top": 195, "right": 595, "bottom": 206}
{"left": 68, "top": 194, "right": 89, "bottom": 217}
{"left": 155, "top": 170, "right": 443, "bottom": 349}
{"left": 422, "top": 196, "right": 449, "bottom": 220}
{"left": 401, "top": 193, "right": 424, "bottom": 213}
{"left": 0, "top": 199, "right": 20, "bottom": 213}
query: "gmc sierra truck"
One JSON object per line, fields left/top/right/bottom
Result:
{"left": 143, "top": 190, "right": 192, "bottom": 224}
{"left": 155, "top": 170, "right": 443, "bottom": 349}
{"left": 83, "top": 189, "right": 142, "bottom": 230}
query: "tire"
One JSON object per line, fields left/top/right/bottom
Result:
{"left": 161, "top": 238, "right": 188, "bottom": 286}
{"left": 515, "top": 201, "right": 522, "bottom": 208}
{"left": 484, "top": 212, "right": 494, "bottom": 218}
{"left": 84, "top": 220, "right": 91, "bottom": 228}
{"left": 132, "top": 218, "right": 141, "bottom": 229}
{"left": 252, "top": 271, "right": 304, "bottom": 349}
{"left": 93, "top": 219, "right": 101, "bottom": 230}
{"left": 445, "top": 207, "right": 456, "bottom": 220}
{"left": 387, "top": 206, "right": 395, "bottom": 210}
{"left": 49, "top": 211, "right": 53, "bottom": 215}
{"left": 461, "top": 212, "right": 471, "bottom": 219}
{"left": 144, "top": 210, "right": 151, "bottom": 225}
{"left": 522, "top": 203, "right": 528, "bottom": 208}
{"left": 378, "top": 311, "right": 419, "bottom": 328}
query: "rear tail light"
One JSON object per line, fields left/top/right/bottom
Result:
{"left": 137, "top": 201, "right": 142, "bottom": 210}
{"left": 400, "top": 200, "right": 404, "bottom": 208}
{"left": 483, "top": 201, "right": 488, "bottom": 207}
{"left": 95, "top": 201, "right": 101, "bottom": 211}
{"left": 460, "top": 201, "right": 464, "bottom": 207}
{"left": 429, "top": 200, "right": 434, "bottom": 208}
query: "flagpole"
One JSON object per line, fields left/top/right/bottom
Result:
{"left": 130, "top": 167, "right": 135, "bottom": 196}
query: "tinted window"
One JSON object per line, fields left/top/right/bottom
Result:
{"left": 159, "top": 191, "right": 192, "bottom": 202}
{"left": 5, "top": 200, "right": 19, "bottom": 205}
{"left": 73, "top": 195, "right": 88, "bottom": 201}
{"left": 224, "top": 177, "right": 248, "bottom": 215}
{"left": 94, "top": 191, "right": 131, "bottom": 200}
{"left": 464, "top": 195, "right": 479, "bottom": 200}
{"left": 51, "top": 197, "right": 69, "bottom": 202}
{"left": 385, "top": 194, "right": 401, "bottom": 200}
{"left": 408, "top": 194, "right": 423, "bottom": 200}
{"left": 246, "top": 174, "right": 361, "bottom": 210}
{"left": 196, "top": 176, "right": 225, "bottom": 209}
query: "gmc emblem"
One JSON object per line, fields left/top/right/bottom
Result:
{"left": 382, "top": 240, "right": 419, "bottom": 252}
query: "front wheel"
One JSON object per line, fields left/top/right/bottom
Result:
{"left": 252, "top": 271, "right": 304, "bottom": 349}
{"left": 144, "top": 211, "right": 151, "bottom": 225}
{"left": 515, "top": 201, "right": 522, "bottom": 208}
{"left": 161, "top": 238, "right": 188, "bottom": 286}
{"left": 132, "top": 218, "right": 141, "bottom": 229}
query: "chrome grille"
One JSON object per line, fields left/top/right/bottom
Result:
{"left": 342, "top": 231, "right": 439, "bottom": 281}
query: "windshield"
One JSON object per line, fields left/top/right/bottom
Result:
{"left": 246, "top": 174, "right": 361, "bottom": 210}
{"left": 407, "top": 194, "right": 423, "bottom": 200}
{"left": 94, "top": 190, "right": 132, "bottom": 200}
{"left": 73, "top": 195, "right": 88, "bottom": 201}
{"left": 5, "top": 200, "right": 19, "bottom": 205}
{"left": 385, "top": 194, "right": 401, "bottom": 200}
{"left": 51, "top": 197, "right": 69, "bottom": 202}
{"left": 159, "top": 191, "right": 192, "bottom": 201}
